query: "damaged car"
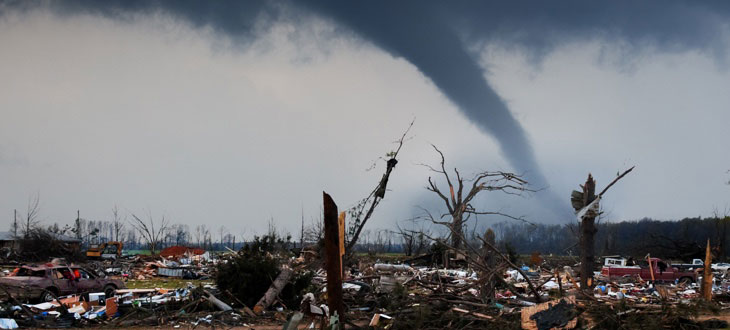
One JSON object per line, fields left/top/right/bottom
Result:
{"left": 0, "top": 264, "right": 125, "bottom": 302}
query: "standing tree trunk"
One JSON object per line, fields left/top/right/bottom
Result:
{"left": 480, "top": 228, "right": 497, "bottom": 303}
{"left": 702, "top": 239, "right": 713, "bottom": 301}
{"left": 451, "top": 212, "right": 464, "bottom": 250}
{"left": 579, "top": 174, "right": 596, "bottom": 291}
{"left": 571, "top": 166, "right": 634, "bottom": 291}
{"left": 323, "top": 192, "right": 344, "bottom": 327}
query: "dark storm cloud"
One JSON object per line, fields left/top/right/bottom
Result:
{"left": 2, "top": 0, "right": 275, "bottom": 44}
{"left": 443, "top": 1, "right": 730, "bottom": 63}
{"left": 3, "top": 0, "right": 729, "bottom": 221}
{"left": 292, "top": 0, "right": 730, "bottom": 218}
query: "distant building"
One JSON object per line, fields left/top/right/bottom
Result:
{"left": 0, "top": 231, "right": 81, "bottom": 251}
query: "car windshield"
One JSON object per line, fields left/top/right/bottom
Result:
{"left": 15, "top": 268, "right": 46, "bottom": 277}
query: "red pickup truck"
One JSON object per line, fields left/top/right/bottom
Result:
{"left": 599, "top": 258, "right": 697, "bottom": 283}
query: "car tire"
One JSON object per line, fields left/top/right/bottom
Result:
{"left": 104, "top": 284, "right": 116, "bottom": 298}
{"left": 41, "top": 289, "right": 57, "bottom": 302}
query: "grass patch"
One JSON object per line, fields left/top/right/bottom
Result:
{"left": 125, "top": 250, "right": 152, "bottom": 256}
{"left": 123, "top": 278, "right": 212, "bottom": 289}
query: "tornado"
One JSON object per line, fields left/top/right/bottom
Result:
{"left": 303, "top": 1, "right": 569, "bottom": 217}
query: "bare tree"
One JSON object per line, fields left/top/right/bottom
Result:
{"left": 129, "top": 210, "right": 170, "bottom": 255}
{"left": 267, "top": 217, "right": 278, "bottom": 238}
{"left": 421, "top": 145, "right": 532, "bottom": 249}
{"left": 111, "top": 205, "right": 125, "bottom": 242}
{"left": 411, "top": 146, "right": 549, "bottom": 301}
{"left": 303, "top": 216, "right": 324, "bottom": 245}
{"left": 12, "top": 209, "right": 18, "bottom": 241}
{"left": 372, "top": 230, "right": 387, "bottom": 254}
{"left": 345, "top": 119, "right": 413, "bottom": 255}
{"left": 22, "top": 194, "right": 41, "bottom": 238}
{"left": 219, "top": 226, "right": 227, "bottom": 249}
{"left": 173, "top": 224, "right": 189, "bottom": 246}
{"left": 194, "top": 225, "right": 209, "bottom": 248}
{"left": 396, "top": 220, "right": 433, "bottom": 256}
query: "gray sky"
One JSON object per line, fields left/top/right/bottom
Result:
{"left": 1, "top": 1, "right": 729, "bottom": 237}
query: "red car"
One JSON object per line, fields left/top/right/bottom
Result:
{"left": 0, "top": 264, "right": 125, "bottom": 302}
{"left": 599, "top": 257, "right": 697, "bottom": 283}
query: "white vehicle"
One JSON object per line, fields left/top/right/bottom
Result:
{"left": 712, "top": 263, "right": 730, "bottom": 272}
{"left": 604, "top": 257, "right": 628, "bottom": 267}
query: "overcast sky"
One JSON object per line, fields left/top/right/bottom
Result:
{"left": 1, "top": 1, "right": 729, "bottom": 237}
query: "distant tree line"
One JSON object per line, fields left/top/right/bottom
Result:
{"left": 10, "top": 195, "right": 730, "bottom": 261}
{"left": 493, "top": 215, "right": 730, "bottom": 262}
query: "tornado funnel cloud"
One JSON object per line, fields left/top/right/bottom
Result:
{"left": 307, "top": 2, "right": 568, "bottom": 219}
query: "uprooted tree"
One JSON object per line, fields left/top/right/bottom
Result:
{"left": 418, "top": 145, "right": 542, "bottom": 302}
{"left": 345, "top": 119, "right": 413, "bottom": 257}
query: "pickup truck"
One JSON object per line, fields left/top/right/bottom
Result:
{"left": 671, "top": 259, "right": 704, "bottom": 271}
{"left": 671, "top": 259, "right": 730, "bottom": 272}
{"left": 599, "top": 258, "right": 697, "bottom": 283}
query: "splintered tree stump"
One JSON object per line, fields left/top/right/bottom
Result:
{"left": 481, "top": 229, "right": 497, "bottom": 303}
{"left": 702, "top": 239, "right": 713, "bottom": 301}
{"left": 323, "top": 192, "right": 345, "bottom": 326}
{"left": 579, "top": 174, "right": 596, "bottom": 291}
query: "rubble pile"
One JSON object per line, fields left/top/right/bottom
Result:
{"left": 4, "top": 247, "right": 730, "bottom": 329}
{"left": 0, "top": 282, "right": 263, "bottom": 328}
{"left": 279, "top": 256, "right": 730, "bottom": 329}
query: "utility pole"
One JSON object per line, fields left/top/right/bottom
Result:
{"left": 13, "top": 209, "right": 17, "bottom": 238}
{"left": 300, "top": 206, "right": 305, "bottom": 249}
{"left": 75, "top": 210, "right": 82, "bottom": 242}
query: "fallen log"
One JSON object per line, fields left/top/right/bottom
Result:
{"left": 203, "top": 290, "right": 233, "bottom": 312}
{"left": 253, "top": 265, "right": 294, "bottom": 314}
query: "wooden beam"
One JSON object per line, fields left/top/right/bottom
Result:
{"left": 339, "top": 211, "right": 346, "bottom": 278}
{"left": 647, "top": 254, "right": 655, "bottom": 283}
{"left": 323, "top": 192, "right": 344, "bottom": 326}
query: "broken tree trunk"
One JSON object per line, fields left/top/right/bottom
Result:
{"left": 253, "top": 265, "right": 294, "bottom": 314}
{"left": 572, "top": 167, "right": 634, "bottom": 291}
{"left": 702, "top": 239, "right": 713, "bottom": 301}
{"left": 480, "top": 228, "right": 497, "bottom": 303}
{"left": 323, "top": 192, "right": 345, "bottom": 326}
{"left": 579, "top": 174, "right": 597, "bottom": 291}
{"left": 204, "top": 290, "right": 233, "bottom": 311}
